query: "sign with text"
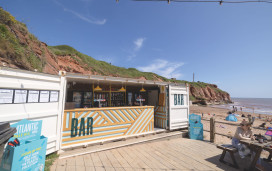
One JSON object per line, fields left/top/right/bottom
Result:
{"left": 0, "top": 119, "right": 47, "bottom": 171}
{"left": 0, "top": 89, "right": 14, "bottom": 104}
{"left": 39, "top": 91, "right": 49, "bottom": 102}
{"left": 189, "top": 122, "right": 204, "bottom": 140}
{"left": 50, "top": 91, "right": 59, "bottom": 102}
{"left": 173, "top": 94, "right": 184, "bottom": 106}
{"left": 10, "top": 119, "right": 42, "bottom": 143}
{"left": 0, "top": 136, "right": 47, "bottom": 171}
{"left": 27, "top": 90, "right": 39, "bottom": 103}
{"left": 14, "top": 90, "right": 27, "bottom": 103}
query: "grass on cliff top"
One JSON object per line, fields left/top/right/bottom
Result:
{"left": 48, "top": 45, "right": 169, "bottom": 81}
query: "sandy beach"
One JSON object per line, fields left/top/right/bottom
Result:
{"left": 190, "top": 105, "right": 272, "bottom": 157}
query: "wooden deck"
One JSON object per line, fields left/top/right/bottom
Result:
{"left": 51, "top": 137, "right": 248, "bottom": 171}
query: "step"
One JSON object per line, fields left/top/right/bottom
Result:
{"left": 59, "top": 130, "right": 188, "bottom": 159}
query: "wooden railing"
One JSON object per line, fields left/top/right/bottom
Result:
{"left": 201, "top": 118, "right": 268, "bottom": 143}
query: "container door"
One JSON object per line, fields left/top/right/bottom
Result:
{"left": 168, "top": 84, "right": 189, "bottom": 130}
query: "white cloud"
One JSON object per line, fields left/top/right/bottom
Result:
{"left": 137, "top": 59, "right": 184, "bottom": 79}
{"left": 134, "top": 38, "right": 145, "bottom": 51}
{"left": 54, "top": 0, "right": 106, "bottom": 25}
{"left": 126, "top": 37, "right": 146, "bottom": 61}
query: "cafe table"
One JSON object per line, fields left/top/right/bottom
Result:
{"left": 240, "top": 139, "right": 272, "bottom": 170}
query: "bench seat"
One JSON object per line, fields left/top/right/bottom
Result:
{"left": 217, "top": 144, "right": 239, "bottom": 169}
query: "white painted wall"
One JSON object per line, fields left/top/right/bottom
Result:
{"left": 168, "top": 84, "right": 189, "bottom": 130}
{"left": 0, "top": 68, "right": 65, "bottom": 154}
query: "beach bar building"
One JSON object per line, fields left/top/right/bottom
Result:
{"left": 0, "top": 67, "right": 189, "bottom": 154}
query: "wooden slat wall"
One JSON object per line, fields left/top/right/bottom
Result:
{"left": 154, "top": 106, "right": 167, "bottom": 129}
{"left": 62, "top": 106, "right": 154, "bottom": 148}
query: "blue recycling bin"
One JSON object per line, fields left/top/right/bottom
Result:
{"left": 189, "top": 114, "right": 203, "bottom": 140}
{"left": 0, "top": 119, "right": 47, "bottom": 171}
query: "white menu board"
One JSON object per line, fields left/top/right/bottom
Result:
{"left": 39, "top": 91, "right": 50, "bottom": 102}
{"left": 0, "top": 89, "right": 14, "bottom": 104}
{"left": 14, "top": 90, "right": 27, "bottom": 103}
{"left": 50, "top": 91, "right": 59, "bottom": 102}
{"left": 27, "top": 90, "right": 40, "bottom": 103}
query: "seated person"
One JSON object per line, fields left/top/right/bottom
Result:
{"left": 232, "top": 120, "right": 264, "bottom": 170}
{"left": 232, "top": 120, "right": 253, "bottom": 158}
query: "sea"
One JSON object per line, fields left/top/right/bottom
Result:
{"left": 212, "top": 98, "right": 272, "bottom": 116}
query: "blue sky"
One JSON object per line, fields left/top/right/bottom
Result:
{"left": 1, "top": 0, "right": 272, "bottom": 98}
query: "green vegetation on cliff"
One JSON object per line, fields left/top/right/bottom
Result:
{"left": 0, "top": 8, "right": 44, "bottom": 72}
{"left": 48, "top": 45, "right": 169, "bottom": 81}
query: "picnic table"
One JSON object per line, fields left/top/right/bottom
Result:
{"left": 240, "top": 139, "right": 272, "bottom": 170}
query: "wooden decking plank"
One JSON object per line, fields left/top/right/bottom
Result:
{"left": 57, "top": 158, "right": 67, "bottom": 166}
{"left": 55, "top": 165, "right": 66, "bottom": 171}
{"left": 91, "top": 153, "right": 103, "bottom": 167}
{"left": 66, "top": 165, "right": 76, "bottom": 171}
{"left": 116, "top": 147, "right": 141, "bottom": 169}
{"left": 85, "top": 166, "right": 96, "bottom": 171}
{"left": 75, "top": 165, "right": 86, "bottom": 171}
{"left": 127, "top": 146, "right": 158, "bottom": 169}
{"left": 95, "top": 166, "right": 106, "bottom": 171}
{"left": 98, "top": 151, "right": 114, "bottom": 168}
{"left": 168, "top": 142, "right": 222, "bottom": 170}
{"left": 104, "top": 150, "right": 122, "bottom": 168}
{"left": 67, "top": 157, "right": 76, "bottom": 166}
{"left": 153, "top": 141, "right": 214, "bottom": 170}
{"left": 112, "top": 168, "right": 125, "bottom": 171}
{"left": 124, "top": 146, "right": 150, "bottom": 169}
{"left": 145, "top": 143, "right": 190, "bottom": 170}
{"left": 104, "top": 167, "right": 115, "bottom": 171}
{"left": 149, "top": 142, "right": 196, "bottom": 170}
{"left": 132, "top": 144, "right": 171, "bottom": 170}
{"left": 130, "top": 144, "right": 172, "bottom": 169}
{"left": 83, "top": 154, "right": 94, "bottom": 167}
{"left": 110, "top": 149, "right": 132, "bottom": 168}
{"left": 75, "top": 155, "right": 85, "bottom": 166}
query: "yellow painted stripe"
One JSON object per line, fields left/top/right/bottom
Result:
{"left": 62, "top": 129, "right": 126, "bottom": 142}
{"left": 110, "top": 110, "right": 124, "bottom": 123}
{"left": 136, "top": 109, "right": 142, "bottom": 114}
{"left": 116, "top": 110, "right": 129, "bottom": 122}
{"left": 130, "top": 109, "right": 153, "bottom": 135}
{"left": 62, "top": 134, "right": 123, "bottom": 147}
{"left": 121, "top": 109, "right": 134, "bottom": 121}
{"left": 126, "top": 109, "right": 137, "bottom": 119}
{"left": 104, "top": 110, "right": 118, "bottom": 123}
{"left": 62, "top": 125, "right": 130, "bottom": 137}
{"left": 135, "top": 111, "right": 153, "bottom": 134}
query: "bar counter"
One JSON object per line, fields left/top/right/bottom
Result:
{"left": 62, "top": 106, "right": 154, "bottom": 148}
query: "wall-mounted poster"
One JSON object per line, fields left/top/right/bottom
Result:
{"left": 50, "top": 91, "right": 59, "bottom": 102}
{"left": 14, "top": 90, "right": 27, "bottom": 103}
{"left": 27, "top": 90, "right": 39, "bottom": 103}
{"left": 39, "top": 91, "right": 50, "bottom": 102}
{"left": 0, "top": 89, "right": 14, "bottom": 104}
